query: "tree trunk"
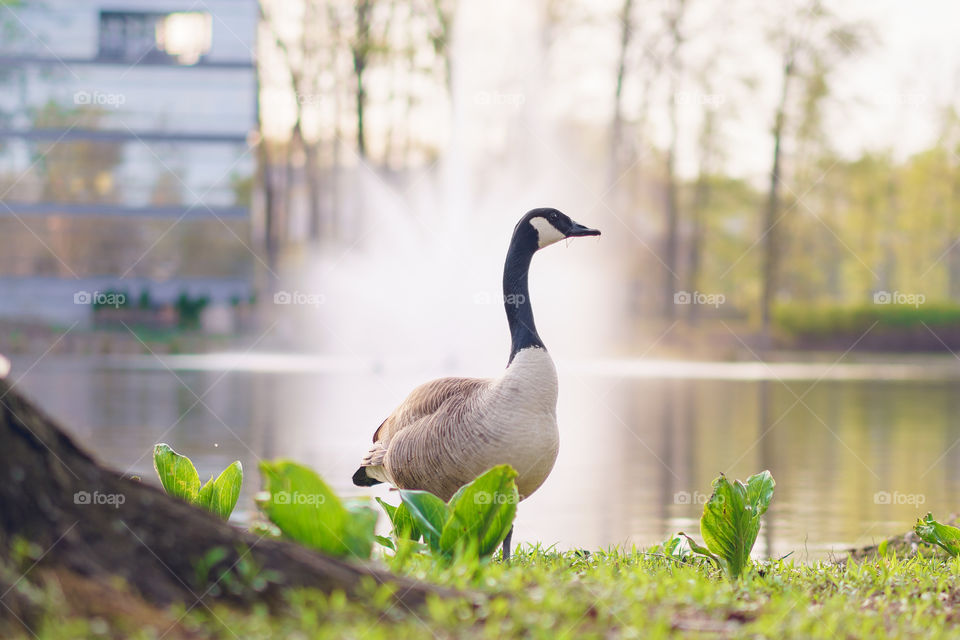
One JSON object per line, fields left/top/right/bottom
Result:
{"left": 305, "top": 139, "right": 323, "bottom": 242}
{"left": 608, "top": 0, "right": 633, "bottom": 183}
{"left": 352, "top": 0, "right": 372, "bottom": 159}
{"left": 687, "top": 173, "right": 709, "bottom": 324}
{"left": 661, "top": 0, "right": 685, "bottom": 319}
{"left": 0, "top": 377, "right": 447, "bottom": 632}
{"left": 760, "top": 50, "right": 794, "bottom": 335}
{"left": 687, "top": 105, "right": 716, "bottom": 324}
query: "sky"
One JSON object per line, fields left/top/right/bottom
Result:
{"left": 830, "top": 0, "right": 960, "bottom": 160}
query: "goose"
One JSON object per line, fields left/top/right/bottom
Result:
{"left": 352, "top": 208, "right": 600, "bottom": 559}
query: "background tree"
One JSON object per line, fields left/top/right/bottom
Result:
{"left": 758, "top": 0, "right": 867, "bottom": 334}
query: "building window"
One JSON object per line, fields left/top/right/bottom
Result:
{"left": 98, "top": 11, "right": 212, "bottom": 65}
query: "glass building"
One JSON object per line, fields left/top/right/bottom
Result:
{"left": 0, "top": 0, "right": 258, "bottom": 323}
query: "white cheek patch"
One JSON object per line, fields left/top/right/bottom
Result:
{"left": 530, "top": 217, "right": 565, "bottom": 248}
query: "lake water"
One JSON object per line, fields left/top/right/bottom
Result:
{"left": 10, "top": 352, "right": 960, "bottom": 561}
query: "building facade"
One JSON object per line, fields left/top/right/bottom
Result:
{"left": 0, "top": 0, "right": 258, "bottom": 325}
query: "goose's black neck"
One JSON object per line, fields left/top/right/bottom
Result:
{"left": 503, "top": 223, "right": 544, "bottom": 364}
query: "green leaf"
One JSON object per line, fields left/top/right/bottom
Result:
{"left": 745, "top": 470, "right": 776, "bottom": 517}
{"left": 679, "top": 533, "right": 721, "bottom": 568}
{"left": 877, "top": 539, "right": 889, "bottom": 557}
{"left": 439, "top": 465, "right": 518, "bottom": 558}
{"left": 395, "top": 503, "right": 423, "bottom": 541}
{"left": 699, "top": 470, "right": 776, "bottom": 579}
{"left": 915, "top": 513, "right": 960, "bottom": 557}
{"left": 652, "top": 533, "right": 692, "bottom": 560}
{"left": 399, "top": 490, "right": 449, "bottom": 552}
{"left": 153, "top": 443, "right": 200, "bottom": 503}
{"left": 343, "top": 501, "right": 379, "bottom": 558}
{"left": 375, "top": 497, "right": 396, "bottom": 521}
{"left": 198, "top": 461, "right": 243, "bottom": 519}
{"left": 258, "top": 460, "right": 376, "bottom": 559}
{"left": 375, "top": 535, "right": 395, "bottom": 551}
{"left": 376, "top": 498, "right": 421, "bottom": 541}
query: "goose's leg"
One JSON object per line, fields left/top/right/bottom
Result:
{"left": 501, "top": 526, "right": 514, "bottom": 562}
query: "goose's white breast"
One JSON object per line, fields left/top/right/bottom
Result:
{"left": 484, "top": 347, "right": 559, "bottom": 497}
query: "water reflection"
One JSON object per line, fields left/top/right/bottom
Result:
{"left": 10, "top": 354, "right": 960, "bottom": 560}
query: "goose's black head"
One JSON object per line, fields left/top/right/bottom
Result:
{"left": 512, "top": 208, "right": 601, "bottom": 252}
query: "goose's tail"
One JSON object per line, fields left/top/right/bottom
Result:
{"left": 352, "top": 466, "right": 382, "bottom": 487}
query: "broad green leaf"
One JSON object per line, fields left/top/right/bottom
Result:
{"left": 153, "top": 443, "right": 200, "bottom": 503}
{"left": 399, "top": 490, "right": 449, "bottom": 551}
{"left": 393, "top": 503, "right": 423, "bottom": 542}
{"left": 199, "top": 477, "right": 214, "bottom": 508}
{"left": 745, "top": 470, "right": 776, "bottom": 517}
{"left": 198, "top": 461, "right": 243, "bottom": 519}
{"left": 375, "top": 497, "right": 396, "bottom": 521}
{"left": 376, "top": 498, "right": 421, "bottom": 541}
{"left": 700, "top": 470, "right": 776, "bottom": 579}
{"left": 343, "top": 501, "right": 378, "bottom": 558}
{"left": 915, "top": 513, "right": 960, "bottom": 557}
{"left": 439, "top": 465, "right": 518, "bottom": 558}
{"left": 258, "top": 460, "right": 375, "bottom": 559}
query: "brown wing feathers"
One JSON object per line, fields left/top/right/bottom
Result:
{"left": 354, "top": 377, "right": 491, "bottom": 489}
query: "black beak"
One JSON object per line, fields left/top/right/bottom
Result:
{"left": 565, "top": 221, "right": 601, "bottom": 238}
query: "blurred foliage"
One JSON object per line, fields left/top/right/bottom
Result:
{"left": 677, "top": 128, "right": 960, "bottom": 318}
{"left": 773, "top": 303, "right": 960, "bottom": 337}
{"left": 31, "top": 102, "right": 123, "bottom": 204}
{"left": 174, "top": 292, "right": 210, "bottom": 329}
{"left": 230, "top": 172, "right": 254, "bottom": 208}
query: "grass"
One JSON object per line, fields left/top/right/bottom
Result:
{"left": 16, "top": 543, "right": 960, "bottom": 639}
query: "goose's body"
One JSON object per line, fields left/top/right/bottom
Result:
{"left": 359, "top": 347, "right": 559, "bottom": 500}
{"left": 353, "top": 208, "right": 600, "bottom": 543}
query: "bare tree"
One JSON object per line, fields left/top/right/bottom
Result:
{"left": 759, "top": 0, "right": 866, "bottom": 334}
{"left": 260, "top": 0, "right": 327, "bottom": 241}
{"left": 351, "top": 0, "right": 374, "bottom": 158}
{"left": 686, "top": 97, "right": 718, "bottom": 323}
{"left": 429, "top": 0, "right": 456, "bottom": 98}
{"left": 609, "top": 0, "right": 634, "bottom": 179}
{"left": 759, "top": 43, "right": 793, "bottom": 333}
{"left": 661, "top": 0, "right": 687, "bottom": 318}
